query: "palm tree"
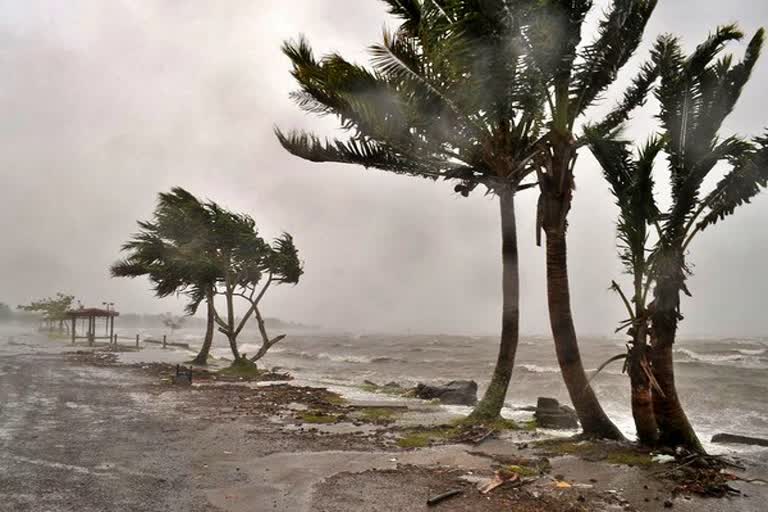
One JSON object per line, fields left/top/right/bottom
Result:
{"left": 646, "top": 26, "right": 766, "bottom": 451}
{"left": 511, "top": 0, "right": 659, "bottom": 439}
{"left": 588, "top": 26, "right": 768, "bottom": 451}
{"left": 111, "top": 188, "right": 218, "bottom": 366}
{"left": 585, "top": 131, "right": 664, "bottom": 445}
{"left": 277, "top": 0, "right": 547, "bottom": 421}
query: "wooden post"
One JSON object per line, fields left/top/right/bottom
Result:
{"left": 136, "top": 334, "right": 140, "bottom": 348}
{"left": 109, "top": 316, "right": 115, "bottom": 344}
{"left": 163, "top": 335, "right": 167, "bottom": 349}
{"left": 71, "top": 317, "right": 76, "bottom": 344}
{"left": 88, "top": 315, "right": 94, "bottom": 346}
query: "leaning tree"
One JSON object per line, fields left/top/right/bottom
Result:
{"left": 201, "top": 201, "right": 303, "bottom": 363}
{"left": 506, "top": 0, "right": 659, "bottom": 439}
{"left": 278, "top": 0, "right": 553, "bottom": 422}
{"left": 111, "top": 188, "right": 219, "bottom": 365}
{"left": 587, "top": 26, "right": 768, "bottom": 451}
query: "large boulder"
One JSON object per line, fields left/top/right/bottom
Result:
{"left": 534, "top": 397, "right": 579, "bottom": 429}
{"left": 414, "top": 380, "right": 478, "bottom": 406}
{"left": 711, "top": 433, "right": 768, "bottom": 447}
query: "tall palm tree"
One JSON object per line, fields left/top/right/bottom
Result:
{"left": 518, "top": 0, "right": 658, "bottom": 439}
{"left": 646, "top": 26, "right": 766, "bottom": 451}
{"left": 585, "top": 131, "right": 664, "bottom": 445}
{"left": 588, "top": 26, "right": 768, "bottom": 451}
{"left": 111, "top": 188, "right": 218, "bottom": 365}
{"left": 277, "top": 0, "right": 547, "bottom": 421}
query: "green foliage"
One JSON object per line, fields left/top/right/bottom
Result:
{"left": 217, "top": 358, "right": 265, "bottom": 378}
{"left": 112, "top": 188, "right": 304, "bottom": 361}
{"left": 278, "top": 0, "right": 553, "bottom": 196}
{"left": 18, "top": 293, "right": 75, "bottom": 322}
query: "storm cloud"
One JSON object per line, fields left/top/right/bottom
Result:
{"left": 1, "top": 1, "right": 767, "bottom": 337}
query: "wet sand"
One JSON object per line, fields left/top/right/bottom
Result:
{"left": 1, "top": 333, "right": 767, "bottom": 511}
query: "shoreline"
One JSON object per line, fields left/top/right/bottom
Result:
{"left": 2, "top": 332, "right": 768, "bottom": 511}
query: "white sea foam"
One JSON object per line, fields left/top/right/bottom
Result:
{"left": 519, "top": 364, "right": 560, "bottom": 374}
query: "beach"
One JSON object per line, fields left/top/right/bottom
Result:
{"left": 1, "top": 326, "right": 767, "bottom": 511}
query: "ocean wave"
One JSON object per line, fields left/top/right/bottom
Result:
{"left": 519, "top": 364, "right": 560, "bottom": 374}
{"left": 736, "top": 348, "right": 767, "bottom": 356}
{"left": 674, "top": 347, "right": 768, "bottom": 369}
{"left": 265, "top": 348, "right": 405, "bottom": 365}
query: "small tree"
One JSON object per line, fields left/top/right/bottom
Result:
{"left": 112, "top": 188, "right": 219, "bottom": 365}
{"left": 203, "top": 202, "right": 303, "bottom": 363}
{"left": 18, "top": 293, "right": 75, "bottom": 333}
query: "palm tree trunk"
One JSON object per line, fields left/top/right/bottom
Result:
{"left": 545, "top": 232, "right": 624, "bottom": 440}
{"left": 650, "top": 318, "right": 703, "bottom": 452}
{"left": 192, "top": 290, "right": 215, "bottom": 366}
{"left": 469, "top": 191, "right": 520, "bottom": 421}
{"left": 628, "top": 342, "right": 659, "bottom": 445}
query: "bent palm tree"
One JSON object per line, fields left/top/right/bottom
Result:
{"left": 588, "top": 26, "right": 768, "bottom": 450}
{"left": 277, "top": 1, "right": 546, "bottom": 421}
{"left": 646, "top": 26, "right": 766, "bottom": 451}
{"left": 111, "top": 188, "right": 219, "bottom": 365}
{"left": 521, "top": 0, "right": 658, "bottom": 439}
{"left": 585, "top": 131, "right": 664, "bottom": 445}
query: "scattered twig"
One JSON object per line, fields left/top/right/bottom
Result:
{"left": 427, "top": 489, "right": 462, "bottom": 506}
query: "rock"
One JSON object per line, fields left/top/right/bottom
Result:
{"left": 363, "top": 380, "right": 379, "bottom": 388}
{"left": 414, "top": 380, "right": 478, "bottom": 406}
{"left": 534, "top": 397, "right": 579, "bottom": 429}
{"left": 711, "top": 433, "right": 768, "bottom": 447}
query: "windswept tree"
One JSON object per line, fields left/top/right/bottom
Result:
{"left": 585, "top": 132, "right": 664, "bottom": 445}
{"left": 278, "top": 0, "right": 549, "bottom": 422}
{"left": 587, "top": 26, "right": 768, "bottom": 451}
{"left": 201, "top": 203, "right": 303, "bottom": 363}
{"left": 112, "top": 188, "right": 220, "bottom": 365}
{"left": 517, "top": 0, "right": 659, "bottom": 440}
{"left": 18, "top": 292, "right": 75, "bottom": 333}
{"left": 646, "top": 26, "right": 766, "bottom": 451}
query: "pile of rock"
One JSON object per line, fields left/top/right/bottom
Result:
{"left": 414, "top": 380, "right": 478, "bottom": 406}
{"left": 533, "top": 397, "right": 579, "bottom": 429}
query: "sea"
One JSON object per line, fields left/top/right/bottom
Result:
{"left": 203, "top": 328, "right": 768, "bottom": 453}
{"left": 3, "top": 322, "right": 767, "bottom": 455}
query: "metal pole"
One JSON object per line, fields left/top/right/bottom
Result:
{"left": 136, "top": 334, "right": 140, "bottom": 348}
{"left": 163, "top": 335, "right": 167, "bottom": 349}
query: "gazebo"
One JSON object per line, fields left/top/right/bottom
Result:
{"left": 67, "top": 308, "right": 119, "bottom": 345}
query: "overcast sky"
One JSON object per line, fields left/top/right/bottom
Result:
{"left": 1, "top": 1, "right": 766, "bottom": 337}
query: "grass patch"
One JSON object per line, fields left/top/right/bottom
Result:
{"left": 297, "top": 410, "right": 340, "bottom": 424}
{"left": 217, "top": 358, "right": 265, "bottom": 378}
{"left": 506, "top": 464, "right": 541, "bottom": 478}
{"left": 453, "top": 416, "right": 522, "bottom": 431}
{"left": 397, "top": 432, "right": 436, "bottom": 448}
{"left": 605, "top": 451, "right": 653, "bottom": 467}
{"left": 358, "top": 407, "right": 400, "bottom": 422}
{"left": 324, "top": 393, "right": 348, "bottom": 406}
{"left": 535, "top": 438, "right": 653, "bottom": 467}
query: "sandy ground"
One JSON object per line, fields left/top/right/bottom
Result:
{"left": 1, "top": 332, "right": 767, "bottom": 512}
